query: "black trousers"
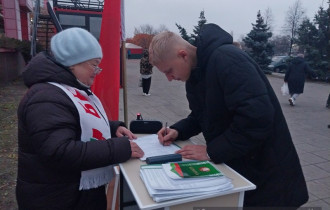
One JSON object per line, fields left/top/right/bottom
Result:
{"left": 142, "top": 77, "right": 151, "bottom": 94}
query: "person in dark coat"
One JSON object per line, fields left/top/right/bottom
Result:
{"left": 140, "top": 49, "right": 153, "bottom": 96}
{"left": 284, "top": 54, "right": 314, "bottom": 106}
{"left": 149, "top": 24, "right": 308, "bottom": 207}
{"left": 16, "top": 28, "right": 144, "bottom": 210}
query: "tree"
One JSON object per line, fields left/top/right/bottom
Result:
{"left": 190, "top": 10, "right": 207, "bottom": 45}
{"left": 175, "top": 10, "right": 207, "bottom": 45}
{"left": 243, "top": 10, "right": 274, "bottom": 72}
{"left": 296, "top": 19, "right": 318, "bottom": 53}
{"left": 327, "top": 0, "right": 330, "bottom": 72}
{"left": 313, "top": 6, "right": 329, "bottom": 58}
{"left": 283, "top": 0, "right": 305, "bottom": 56}
{"left": 175, "top": 23, "right": 191, "bottom": 42}
{"left": 126, "top": 34, "right": 153, "bottom": 49}
{"left": 263, "top": 7, "right": 274, "bottom": 32}
{"left": 295, "top": 4, "right": 329, "bottom": 80}
{"left": 270, "top": 35, "right": 291, "bottom": 55}
{"left": 129, "top": 24, "right": 169, "bottom": 49}
{"left": 134, "top": 24, "right": 156, "bottom": 36}
{"left": 156, "top": 24, "right": 169, "bottom": 33}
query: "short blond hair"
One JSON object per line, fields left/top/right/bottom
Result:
{"left": 149, "top": 31, "right": 187, "bottom": 66}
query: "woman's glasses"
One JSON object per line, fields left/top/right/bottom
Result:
{"left": 88, "top": 63, "right": 102, "bottom": 74}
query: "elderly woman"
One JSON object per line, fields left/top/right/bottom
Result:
{"left": 16, "top": 27, "right": 143, "bottom": 209}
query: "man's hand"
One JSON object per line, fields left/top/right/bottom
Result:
{"left": 175, "top": 145, "right": 209, "bottom": 160}
{"left": 116, "top": 126, "right": 137, "bottom": 140}
{"left": 157, "top": 127, "right": 178, "bottom": 146}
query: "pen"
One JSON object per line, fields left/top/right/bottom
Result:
{"left": 163, "top": 122, "right": 167, "bottom": 146}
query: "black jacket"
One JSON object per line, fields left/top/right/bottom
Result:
{"left": 284, "top": 57, "right": 313, "bottom": 94}
{"left": 16, "top": 52, "right": 131, "bottom": 209}
{"left": 171, "top": 24, "right": 308, "bottom": 207}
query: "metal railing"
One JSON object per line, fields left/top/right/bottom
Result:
{"left": 53, "top": 0, "right": 104, "bottom": 11}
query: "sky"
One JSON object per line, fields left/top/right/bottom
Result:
{"left": 124, "top": 0, "right": 326, "bottom": 40}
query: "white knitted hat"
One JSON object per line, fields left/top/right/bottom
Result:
{"left": 51, "top": 27, "right": 103, "bottom": 66}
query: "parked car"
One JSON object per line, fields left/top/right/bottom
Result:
{"left": 268, "top": 56, "right": 290, "bottom": 73}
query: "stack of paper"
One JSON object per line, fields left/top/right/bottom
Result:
{"left": 140, "top": 161, "right": 234, "bottom": 202}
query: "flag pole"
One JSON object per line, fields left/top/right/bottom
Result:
{"left": 120, "top": 0, "right": 128, "bottom": 127}
{"left": 121, "top": 40, "right": 128, "bottom": 127}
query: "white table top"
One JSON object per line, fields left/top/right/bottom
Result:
{"left": 119, "top": 139, "right": 256, "bottom": 210}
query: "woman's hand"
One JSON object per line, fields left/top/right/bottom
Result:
{"left": 116, "top": 126, "right": 137, "bottom": 140}
{"left": 175, "top": 145, "right": 209, "bottom": 160}
{"left": 157, "top": 127, "right": 178, "bottom": 146}
{"left": 130, "top": 141, "right": 144, "bottom": 158}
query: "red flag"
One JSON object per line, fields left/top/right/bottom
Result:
{"left": 92, "top": 0, "right": 121, "bottom": 120}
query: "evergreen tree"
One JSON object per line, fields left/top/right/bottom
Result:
{"left": 296, "top": 19, "right": 320, "bottom": 75}
{"left": 314, "top": 6, "right": 329, "bottom": 59}
{"left": 296, "top": 19, "right": 318, "bottom": 54}
{"left": 243, "top": 10, "right": 274, "bottom": 72}
{"left": 190, "top": 10, "right": 207, "bottom": 45}
{"left": 175, "top": 23, "right": 191, "bottom": 43}
{"left": 296, "top": 5, "right": 329, "bottom": 77}
{"left": 175, "top": 10, "right": 207, "bottom": 46}
{"left": 327, "top": 0, "right": 330, "bottom": 72}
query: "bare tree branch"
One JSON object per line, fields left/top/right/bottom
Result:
{"left": 282, "top": 0, "right": 306, "bottom": 55}
{"left": 263, "top": 7, "right": 274, "bottom": 32}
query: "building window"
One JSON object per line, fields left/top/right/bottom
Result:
{"left": 89, "top": 16, "right": 102, "bottom": 39}
{"left": 58, "top": 14, "right": 85, "bottom": 26}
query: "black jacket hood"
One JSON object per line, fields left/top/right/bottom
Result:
{"left": 195, "top": 23, "right": 233, "bottom": 70}
{"left": 23, "top": 52, "right": 90, "bottom": 93}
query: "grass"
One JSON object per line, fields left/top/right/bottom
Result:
{"left": 0, "top": 78, "right": 27, "bottom": 210}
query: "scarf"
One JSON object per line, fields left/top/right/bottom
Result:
{"left": 49, "top": 82, "right": 113, "bottom": 190}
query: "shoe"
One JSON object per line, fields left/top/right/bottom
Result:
{"left": 146, "top": 93, "right": 151, "bottom": 96}
{"left": 143, "top": 93, "right": 147, "bottom": 96}
{"left": 289, "top": 98, "right": 295, "bottom": 106}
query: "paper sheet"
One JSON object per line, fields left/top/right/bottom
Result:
{"left": 140, "top": 165, "right": 231, "bottom": 190}
{"left": 133, "top": 134, "right": 181, "bottom": 161}
{"left": 139, "top": 164, "right": 234, "bottom": 202}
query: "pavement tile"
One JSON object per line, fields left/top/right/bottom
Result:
{"left": 302, "top": 165, "right": 330, "bottom": 181}
{"left": 313, "top": 150, "right": 330, "bottom": 161}
{"left": 302, "top": 198, "right": 330, "bottom": 209}
{"left": 295, "top": 143, "right": 328, "bottom": 153}
{"left": 298, "top": 152, "right": 328, "bottom": 165}
{"left": 316, "top": 162, "right": 330, "bottom": 173}
{"left": 324, "top": 197, "right": 330, "bottom": 205}
{"left": 307, "top": 179, "right": 330, "bottom": 199}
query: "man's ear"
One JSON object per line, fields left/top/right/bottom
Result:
{"left": 177, "top": 50, "right": 187, "bottom": 60}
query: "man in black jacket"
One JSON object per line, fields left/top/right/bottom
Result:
{"left": 149, "top": 23, "right": 308, "bottom": 207}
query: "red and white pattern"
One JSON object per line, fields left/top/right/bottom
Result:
{"left": 49, "top": 82, "right": 113, "bottom": 190}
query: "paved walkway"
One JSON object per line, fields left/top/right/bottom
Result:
{"left": 120, "top": 59, "right": 330, "bottom": 209}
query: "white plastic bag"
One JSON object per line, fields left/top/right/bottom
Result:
{"left": 281, "top": 82, "right": 289, "bottom": 96}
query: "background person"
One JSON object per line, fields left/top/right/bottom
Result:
{"left": 149, "top": 23, "right": 308, "bottom": 207}
{"left": 284, "top": 53, "right": 315, "bottom": 106}
{"left": 16, "top": 27, "right": 143, "bottom": 209}
{"left": 140, "top": 49, "right": 153, "bottom": 96}
{"left": 233, "top": 41, "right": 242, "bottom": 49}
